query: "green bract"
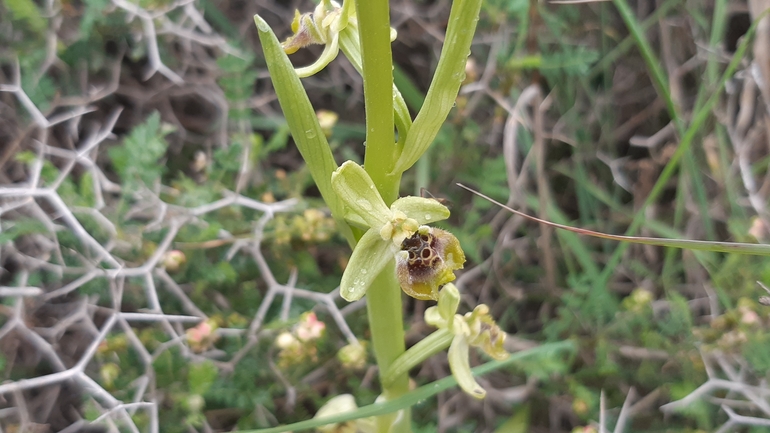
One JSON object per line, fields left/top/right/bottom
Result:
{"left": 389, "top": 0, "right": 483, "bottom": 175}
{"left": 254, "top": 14, "right": 355, "bottom": 245}
{"left": 424, "top": 284, "right": 509, "bottom": 399}
{"left": 331, "top": 161, "right": 451, "bottom": 301}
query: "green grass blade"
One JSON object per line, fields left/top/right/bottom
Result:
{"left": 611, "top": 0, "right": 681, "bottom": 130}
{"left": 598, "top": 11, "right": 770, "bottom": 282}
{"left": 461, "top": 185, "right": 770, "bottom": 257}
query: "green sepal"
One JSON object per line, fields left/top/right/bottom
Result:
{"left": 448, "top": 334, "right": 486, "bottom": 399}
{"left": 340, "top": 229, "right": 394, "bottom": 301}
{"left": 389, "top": 0, "right": 483, "bottom": 175}
{"left": 331, "top": 161, "right": 391, "bottom": 229}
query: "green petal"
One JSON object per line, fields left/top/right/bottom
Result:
{"left": 391, "top": 196, "right": 450, "bottom": 224}
{"left": 332, "top": 161, "right": 391, "bottom": 229}
{"left": 295, "top": 33, "right": 340, "bottom": 78}
{"left": 448, "top": 336, "right": 486, "bottom": 399}
{"left": 340, "top": 229, "right": 393, "bottom": 301}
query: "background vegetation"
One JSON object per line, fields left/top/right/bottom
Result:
{"left": 1, "top": 0, "right": 770, "bottom": 431}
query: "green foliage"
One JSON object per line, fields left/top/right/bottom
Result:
{"left": 0, "top": 218, "right": 48, "bottom": 244}
{"left": 493, "top": 406, "right": 529, "bottom": 433}
{"left": 218, "top": 54, "right": 258, "bottom": 124}
{"left": 80, "top": 0, "right": 111, "bottom": 36}
{"left": 188, "top": 360, "right": 218, "bottom": 395}
{"left": 2, "top": 0, "right": 46, "bottom": 34}
{"left": 743, "top": 333, "right": 770, "bottom": 374}
{"left": 108, "top": 111, "right": 172, "bottom": 194}
{"left": 658, "top": 292, "right": 694, "bottom": 340}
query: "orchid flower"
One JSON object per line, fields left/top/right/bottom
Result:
{"left": 331, "top": 161, "right": 465, "bottom": 301}
{"left": 425, "top": 284, "right": 509, "bottom": 399}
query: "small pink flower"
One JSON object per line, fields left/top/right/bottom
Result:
{"left": 297, "top": 312, "right": 326, "bottom": 342}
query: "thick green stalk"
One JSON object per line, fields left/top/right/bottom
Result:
{"left": 356, "top": 0, "right": 399, "bottom": 204}
{"left": 366, "top": 263, "right": 411, "bottom": 432}
{"left": 354, "top": 0, "right": 410, "bottom": 431}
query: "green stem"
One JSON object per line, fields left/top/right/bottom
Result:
{"left": 382, "top": 328, "right": 453, "bottom": 387}
{"left": 356, "top": 0, "right": 399, "bottom": 204}
{"left": 366, "top": 263, "right": 411, "bottom": 432}
{"left": 354, "top": 1, "right": 410, "bottom": 431}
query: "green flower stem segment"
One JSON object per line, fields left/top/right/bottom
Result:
{"left": 254, "top": 15, "right": 354, "bottom": 245}
{"left": 338, "top": 26, "right": 412, "bottom": 150}
{"left": 366, "top": 265, "right": 410, "bottom": 433}
{"left": 382, "top": 328, "right": 454, "bottom": 387}
{"left": 355, "top": 0, "right": 399, "bottom": 204}
{"left": 390, "top": 0, "right": 482, "bottom": 176}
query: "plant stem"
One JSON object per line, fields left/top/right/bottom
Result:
{"left": 382, "top": 328, "right": 453, "bottom": 387}
{"left": 354, "top": 0, "right": 410, "bottom": 431}
{"left": 366, "top": 263, "right": 411, "bottom": 432}
{"left": 356, "top": 0, "right": 399, "bottom": 204}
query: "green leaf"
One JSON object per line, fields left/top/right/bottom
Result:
{"left": 390, "top": 0, "right": 483, "bottom": 175}
{"left": 494, "top": 405, "right": 530, "bottom": 433}
{"left": 254, "top": 14, "right": 353, "bottom": 246}
{"left": 2, "top": 0, "right": 46, "bottom": 34}
{"left": 80, "top": 0, "right": 110, "bottom": 36}
{"left": 108, "top": 111, "right": 171, "bottom": 194}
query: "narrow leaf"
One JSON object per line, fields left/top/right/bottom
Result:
{"left": 390, "top": 0, "right": 482, "bottom": 175}
{"left": 254, "top": 15, "right": 353, "bottom": 245}
{"left": 242, "top": 340, "right": 575, "bottom": 433}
